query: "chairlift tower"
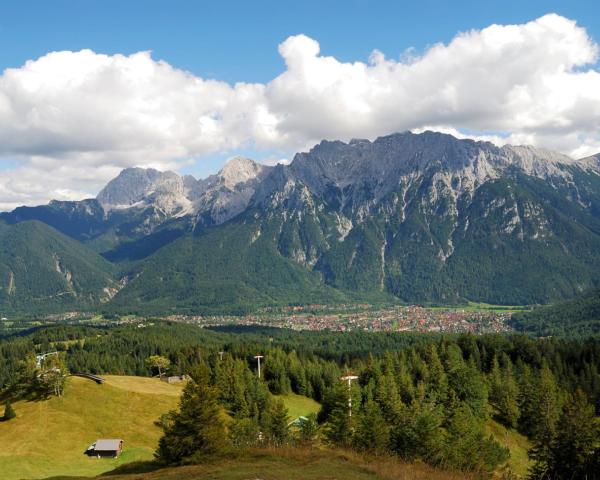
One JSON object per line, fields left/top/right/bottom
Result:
{"left": 254, "top": 355, "right": 264, "bottom": 378}
{"left": 340, "top": 374, "right": 359, "bottom": 417}
{"left": 218, "top": 351, "right": 225, "bottom": 361}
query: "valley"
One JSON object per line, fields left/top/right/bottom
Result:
{"left": 3, "top": 7, "right": 600, "bottom": 480}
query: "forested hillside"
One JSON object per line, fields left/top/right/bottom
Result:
{"left": 0, "top": 220, "right": 117, "bottom": 313}
{"left": 511, "top": 288, "right": 600, "bottom": 337}
{"left": 2, "top": 323, "right": 599, "bottom": 477}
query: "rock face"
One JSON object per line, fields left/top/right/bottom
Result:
{"left": 191, "top": 156, "right": 272, "bottom": 226}
{"left": 4, "top": 131, "right": 600, "bottom": 312}
{"left": 240, "top": 131, "right": 600, "bottom": 304}
{"left": 95, "top": 158, "right": 272, "bottom": 224}
{"left": 97, "top": 168, "right": 191, "bottom": 216}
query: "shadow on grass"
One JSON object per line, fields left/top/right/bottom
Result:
{"left": 40, "top": 461, "right": 162, "bottom": 480}
{"left": 100, "top": 460, "right": 164, "bottom": 476}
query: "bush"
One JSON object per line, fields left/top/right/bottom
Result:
{"left": 3, "top": 400, "right": 16, "bottom": 421}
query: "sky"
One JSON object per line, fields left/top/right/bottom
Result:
{"left": 0, "top": 0, "right": 599, "bottom": 210}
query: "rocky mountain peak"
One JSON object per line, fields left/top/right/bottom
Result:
{"left": 217, "top": 156, "right": 267, "bottom": 189}
{"left": 96, "top": 167, "right": 184, "bottom": 210}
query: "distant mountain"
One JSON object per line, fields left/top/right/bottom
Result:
{"left": 3, "top": 131, "right": 600, "bottom": 314}
{"left": 0, "top": 157, "right": 271, "bottom": 263}
{"left": 0, "top": 220, "right": 117, "bottom": 314}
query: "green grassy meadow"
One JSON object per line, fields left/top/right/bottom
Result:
{"left": 486, "top": 419, "right": 532, "bottom": 477}
{"left": 274, "top": 392, "right": 321, "bottom": 421}
{"left": 0, "top": 376, "right": 183, "bottom": 480}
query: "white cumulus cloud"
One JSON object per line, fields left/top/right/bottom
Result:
{"left": 1, "top": 13, "right": 600, "bottom": 210}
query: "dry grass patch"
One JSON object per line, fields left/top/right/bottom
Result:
{"left": 95, "top": 447, "right": 476, "bottom": 480}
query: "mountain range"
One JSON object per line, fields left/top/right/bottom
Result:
{"left": 2, "top": 130, "right": 600, "bottom": 315}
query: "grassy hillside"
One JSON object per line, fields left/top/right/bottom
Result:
{"left": 0, "top": 375, "right": 183, "bottom": 480}
{"left": 486, "top": 420, "right": 532, "bottom": 477}
{"left": 55, "top": 448, "right": 476, "bottom": 480}
{"left": 0, "top": 373, "right": 534, "bottom": 480}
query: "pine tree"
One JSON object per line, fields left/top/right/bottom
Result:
{"left": 156, "top": 365, "right": 229, "bottom": 464}
{"left": 297, "top": 413, "right": 319, "bottom": 445}
{"left": 527, "top": 364, "right": 561, "bottom": 479}
{"left": 2, "top": 400, "right": 16, "bottom": 421}
{"left": 262, "top": 398, "right": 289, "bottom": 446}
{"left": 543, "top": 390, "right": 599, "bottom": 479}
{"left": 229, "top": 416, "right": 261, "bottom": 448}
{"left": 490, "top": 356, "right": 520, "bottom": 428}
{"left": 441, "top": 401, "right": 508, "bottom": 473}
{"left": 517, "top": 362, "right": 537, "bottom": 437}
{"left": 353, "top": 400, "right": 389, "bottom": 454}
{"left": 325, "top": 405, "right": 354, "bottom": 447}
{"left": 424, "top": 345, "right": 448, "bottom": 405}
{"left": 324, "top": 381, "right": 356, "bottom": 448}
{"left": 390, "top": 401, "right": 443, "bottom": 463}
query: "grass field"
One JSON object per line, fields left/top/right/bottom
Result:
{"left": 0, "top": 375, "right": 183, "bottom": 480}
{"left": 275, "top": 392, "right": 321, "bottom": 421}
{"left": 487, "top": 419, "right": 532, "bottom": 477}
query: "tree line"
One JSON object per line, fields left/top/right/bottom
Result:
{"left": 1, "top": 322, "right": 600, "bottom": 477}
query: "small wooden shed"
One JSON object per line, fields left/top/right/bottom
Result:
{"left": 86, "top": 439, "right": 123, "bottom": 458}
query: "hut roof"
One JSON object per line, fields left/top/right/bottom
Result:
{"left": 93, "top": 439, "right": 123, "bottom": 451}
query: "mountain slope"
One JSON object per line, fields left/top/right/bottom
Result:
{"left": 110, "top": 214, "right": 351, "bottom": 314}
{"left": 4, "top": 131, "right": 600, "bottom": 312}
{"left": 0, "top": 220, "right": 117, "bottom": 313}
{"left": 510, "top": 287, "right": 600, "bottom": 337}
{"left": 0, "top": 158, "right": 272, "bottom": 265}
{"left": 242, "top": 133, "right": 600, "bottom": 304}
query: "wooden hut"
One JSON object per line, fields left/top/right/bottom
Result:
{"left": 86, "top": 439, "right": 123, "bottom": 457}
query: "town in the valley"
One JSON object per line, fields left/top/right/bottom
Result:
{"left": 163, "top": 304, "right": 514, "bottom": 333}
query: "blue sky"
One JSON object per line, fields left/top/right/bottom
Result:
{"left": 1, "top": 1, "right": 599, "bottom": 208}
{"left": 1, "top": 0, "right": 598, "bottom": 83}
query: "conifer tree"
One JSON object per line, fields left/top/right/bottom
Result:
{"left": 229, "top": 416, "right": 261, "bottom": 447}
{"left": 353, "top": 400, "right": 389, "bottom": 454}
{"left": 262, "top": 399, "right": 289, "bottom": 446}
{"left": 156, "top": 365, "right": 229, "bottom": 464}
{"left": 541, "top": 390, "right": 600, "bottom": 479}
{"left": 527, "top": 364, "right": 561, "bottom": 478}
{"left": 390, "top": 401, "right": 443, "bottom": 463}
{"left": 297, "top": 413, "right": 319, "bottom": 444}
{"left": 517, "top": 362, "right": 537, "bottom": 437}
{"left": 324, "top": 382, "right": 356, "bottom": 448}
{"left": 325, "top": 404, "right": 354, "bottom": 447}
{"left": 490, "top": 356, "right": 520, "bottom": 428}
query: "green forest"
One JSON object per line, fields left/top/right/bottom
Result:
{"left": 511, "top": 288, "right": 600, "bottom": 337}
{"left": 1, "top": 322, "right": 600, "bottom": 478}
